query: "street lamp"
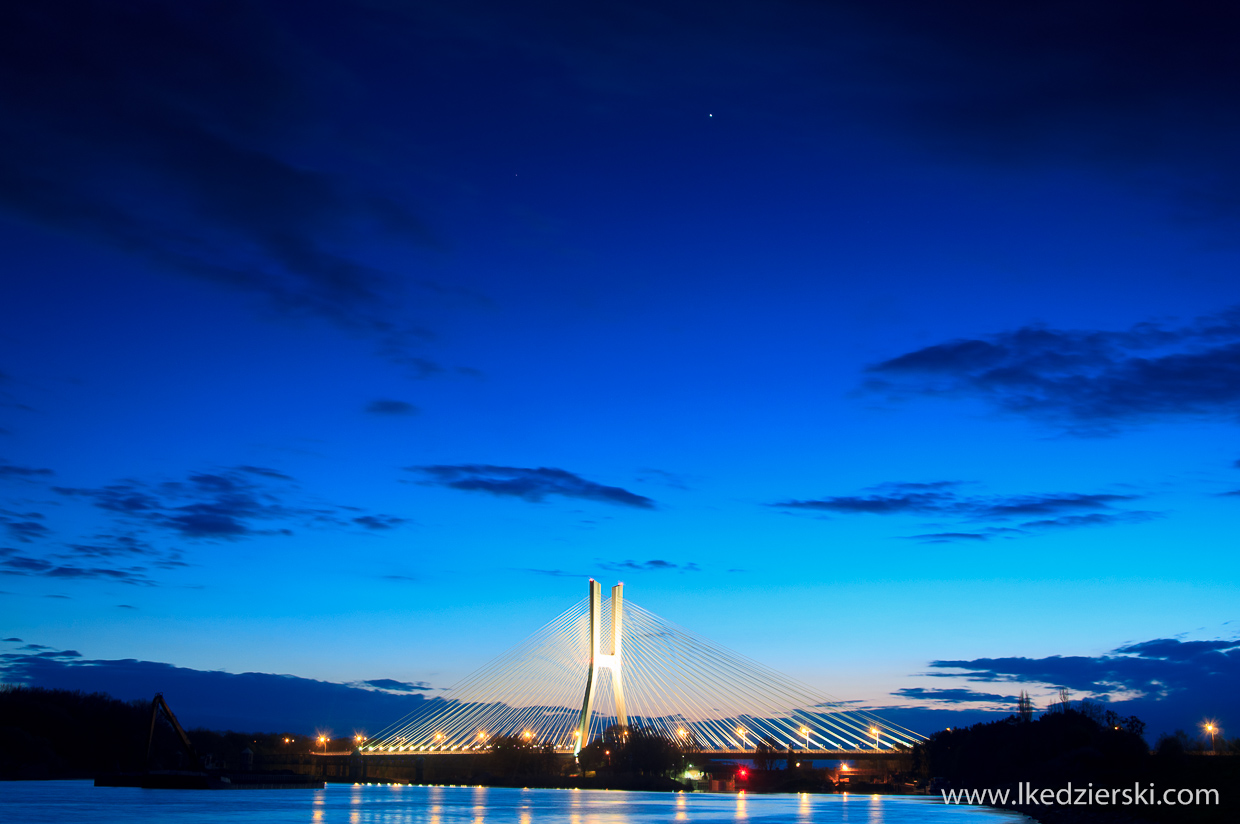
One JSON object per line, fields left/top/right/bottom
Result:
{"left": 870, "top": 727, "right": 880, "bottom": 749}
{"left": 1204, "top": 722, "right": 1218, "bottom": 752}
{"left": 800, "top": 726, "right": 810, "bottom": 750}
{"left": 318, "top": 735, "right": 327, "bottom": 754}
{"left": 735, "top": 727, "right": 748, "bottom": 749}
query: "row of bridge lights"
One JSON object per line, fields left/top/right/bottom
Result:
{"left": 728, "top": 725, "right": 881, "bottom": 750}
{"left": 362, "top": 718, "right": 887, "bottom": 753}
{"left": 313, "top": 733, "right": 367, "bottom": 754}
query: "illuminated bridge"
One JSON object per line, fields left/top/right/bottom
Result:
{"left": 363, "top": 581, "right": 923, "bottom": 760}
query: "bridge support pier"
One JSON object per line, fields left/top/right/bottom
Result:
{"left": 574, "top": 580, "right": 626, "bottom": 756}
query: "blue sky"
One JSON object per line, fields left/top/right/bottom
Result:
{"left": 2, "top": 1, "right": 1238, "bottom": 739}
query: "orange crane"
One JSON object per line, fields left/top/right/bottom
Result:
{"left": 146, "top": 692, "right": 205, "bottom": 772}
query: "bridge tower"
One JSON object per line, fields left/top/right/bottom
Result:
{"left": 574, "top": 579, "right": 627, "bottom": 756}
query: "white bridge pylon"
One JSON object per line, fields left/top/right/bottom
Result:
{"left": 364, "top": 580, "right": 924, "bottom": 756}
{"left": 577, "top": 579, "right": 626, "bottom": 754}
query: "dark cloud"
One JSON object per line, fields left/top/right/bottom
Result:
{"left": 357, "top": 678, "right": 433, "bottom": 693}
{"left": 864, "top": 309, "right": 1240, "bottom": 433}
{"left": 928, "top": 636, "right": 1240, "bottom": 736}
{"left": 905, "top": 532, "right": 989, "bottom": 544}
{"left": 117, "top": 604, "right": 137, "bottom": 609}
{"left": 0, "top": 2, "right": 454, "bottom": 372}
{"left": 0, "top": 460, "right": 54, "bottom": 480}
{"left": 352, "top": 514, "right": 408, "bottom": 530}
{"left": 236, "top": 465, "right": 294, "bottom": 481}
{"left": 597, "top": 559, "right": 700, "bottom": 573}
{"left": 1, "top": 511, "right": 50, "bottom": 542}
{"left": 54, "top": 465, "right": 405, "bottom": 542}
{"left": 773, "top": 481, "right": 1152, "bottom": 541}
{"left": 1017, "top": 511, "right": 1162, "bottom": 531}
{"left": 0, "top": 650, "right": 435, "bottom": 734}
{"left": 892, "top": 687, "right": 1018, "bottom": 704}
{"left": 411, "top": 464, "right": 656, "bottom": 509}
{"left": 0, "top": 552, "right": 156, "bottom": 586}
{"left": 22, "top": 465, "right": 406, "bottom": 587}
{"left": 365, "top": 399, "right": 420, "bottom": 416}
{"left": 0, "top": 649, "right": 82, "bottom": 660}
{"left": 64, "top": 535, "right": 160, "bottom": 559}
{"left": 2, "top": 637, "right": 21, "bottom": 642}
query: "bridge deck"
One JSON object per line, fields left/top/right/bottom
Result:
{"left": 355, "top": 748, "right": 905, "bottom": 761}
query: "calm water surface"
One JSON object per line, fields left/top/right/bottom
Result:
{"left": 1, "top": 781, "right": 1033, "bottom": 823}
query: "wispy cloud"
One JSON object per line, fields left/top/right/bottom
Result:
{"left": 515, "top": 568, "right": 581, "bottom": 578}
{"left": 771, "top": 480, "right": 1156, "bottom": 541}
{"left": 0, "top": 548, "right": 157, "bottom": 586}
{"left": 927, "top": 637, "right": 1240, "bottom": 707}
{"left": 352, "top": 514, "right": 409, "bottom": 530}
{"left": 410, "top": 464, "right": 656, "bottom": 509}
{"left": 863, "top": 309, "right": 1240, "bottom": 434}
{"left": 597, "top": 559, "right": 700, "bottom": 573}
{"left": 1, "top": 508, "right": 51, "bottom": 542}
{"left": 892, "top": 687, "right": 1019, "bottom": 704}
{"left": 0, "top": 460, "right": 54, "bottom": 480}
{"left": 365, "top": 399, "right": 420, "bottom": 416}
{"left": 634, "top": 468, "right": 692, "bottom": 490}
{"left": 54, "top": 465, "right": 406, "bottom": 541}
{"left": 354, "top": 678, "right": 434, "bottom": 693}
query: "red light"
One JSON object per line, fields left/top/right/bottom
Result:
{"left": 738, "top": 768, "right": 748, "bottom": 779}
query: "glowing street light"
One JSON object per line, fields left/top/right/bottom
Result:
{"left": 870, "top": 727, "right": 880, "bottom": 748}
{"left": 800, "top": 726, "right": 810, "bottom": 750}
{"left": 318, "top": 735, "right": 327, "bottom": 754}
{"left": 735, "top": 727, "right": 748, "bottom": 749}
{"left": 1204, "top": 722, "right": 1218, "bottom": 751}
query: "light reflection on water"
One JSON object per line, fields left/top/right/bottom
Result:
{"left": 0, "top": 780, "right": 1034, "bottom": 824}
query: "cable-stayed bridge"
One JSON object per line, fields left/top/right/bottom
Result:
{"left": 364, "top": 581, "right": 922, "bottom": 760}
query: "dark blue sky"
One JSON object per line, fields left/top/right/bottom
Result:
{"left": 2, "top": 1, "right": 1238, "bottom": 739}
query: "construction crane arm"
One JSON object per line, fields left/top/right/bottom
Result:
{"left": 146, "top": 692, "right": 205, "bottom": 771}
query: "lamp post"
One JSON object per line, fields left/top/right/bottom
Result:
{"left": 318, "top": 735, "right": 327, "bottom": 755}
{"left": 870, "top": 727, "right": 880, "bottom": 749}
{"left": 801, "top": 726, "right": 810, "bottom": 750}
{"left": 735, "top": 727, "right": 748, "bottom": 749}
{"left": 1205, "top": 723, "right": 1218, "bottom": 752}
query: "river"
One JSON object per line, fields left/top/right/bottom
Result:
{"left": 1, "top": 780, "right": 1034, "bottom": 823}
